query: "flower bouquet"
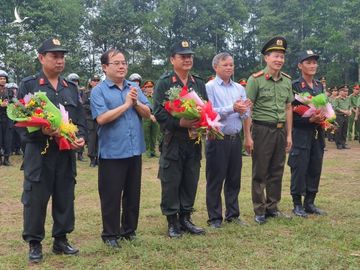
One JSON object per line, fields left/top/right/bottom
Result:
{"left": 7, "top": 91, "right": 79, "bottom": 152}
{"left": 164, "top": 86, "right": 223, "bottom": 143}
{"left": 293, "top": 92, "right": 337, "bottom": 131}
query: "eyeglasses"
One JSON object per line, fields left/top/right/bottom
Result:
{"left": 107, "top": 61, "right": 128, "bottom": 66}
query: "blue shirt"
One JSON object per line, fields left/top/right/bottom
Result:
{"left": 206, "top": 76, "right": 249, "bottom": 135}
{"left": 90, "top": 79, "right": 150, "bottom": 159}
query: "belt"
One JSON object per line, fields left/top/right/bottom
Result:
{"left": 223, "top": 133, "right": 240, "bottom": 140}
{"left": 253, "top": 120, "right": 285, "bottom": 129}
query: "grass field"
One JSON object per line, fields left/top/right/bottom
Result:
{"left": 0, "top": 141, "right": 359, "bottom": 270}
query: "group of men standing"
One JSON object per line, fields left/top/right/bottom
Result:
{"left": 14, "top": 36, "right": 333, "bottom": 264}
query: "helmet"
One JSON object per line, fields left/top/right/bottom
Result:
{"left": 5, "top": 82, "right": 18, "bottom": 89}
{"left": 0, "top": 70, "right": 9, "bottom": 83}
{"left": 67, "top": 73, "right": 80, "bottom": 82}
{"left": 129, "top": 73, "right": 142, "bottom": 82}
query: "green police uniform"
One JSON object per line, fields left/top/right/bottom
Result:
{"left": 246, "top": 67, "right": 294, "bottom": 216}
{"left": 154, "top": 71, "right": 207, "bottom": 216}
{"left": 347, "top": 93, "right": 359, "bottom": 140}
{"left": 143, "top": 95, "right": 159, "bottom": 157}
{"left": 333, "top": 95, "right": 351, "bottom": 148}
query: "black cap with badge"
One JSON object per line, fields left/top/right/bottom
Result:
{"left": 170, "top": 39, "right": 194, "bottom": 56}
{"left": 298, "top": 50, "right": 319, "bottom": 63}
{"left": 37, "top": 38, "right": 68, "bottom": 54}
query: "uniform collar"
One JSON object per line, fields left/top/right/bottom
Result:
{"left": 38, "top": 71, "right": 68, "bottom": 90}
{"left": 263, "top": 67, "right": 283, "bottom": 81}
{"left": 104, "top": 78, "right": 131, "bottom": 90}
{"left": 171, "top": 71, "right": 195, "bottom": 86}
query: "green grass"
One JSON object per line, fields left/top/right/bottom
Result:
{"left": 0, "top": 141, "right": 360, "bottom": 269}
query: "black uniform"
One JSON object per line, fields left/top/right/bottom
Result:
{"left": 153, "top": 71, "right": 208, "bottom": 216}
{"left": 82, "top": 89, "right": 98, "bottom": 160}
{"left": 288, "top": 77, "right": 325, "bottom": 207}
{"left": 0, "top": 87, "right": 14, "bottom": 162}
{"left": 19, "top": 71, "right": 87, "bottom": 243}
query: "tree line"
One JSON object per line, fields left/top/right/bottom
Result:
{"left": 0, "top": 0, "right": 359, "bottom": 87}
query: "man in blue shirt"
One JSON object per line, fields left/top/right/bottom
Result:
{"left": 91, "top": 49, "right": 151, "bottom": 249}
{"left": 205, "top": 52, "right": 252, "bottom": 228}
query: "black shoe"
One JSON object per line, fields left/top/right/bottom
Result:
{"left": 29, "top": 241, "right": 43, "bottom": 263}
{"left": 3, "top": 157, "right": 10, "bottom": 166}
{"left": 336, "top": 145, "right": 343, "bottom": 150}
{"left": 52, "top": 239, "right": 79, "bottom": 255}
{"left": 89, "top": 157, "right": 97, "bottom": 167}
{"left": 292, "top": 205, "right": 308, "bottom": 218}
{"left": 304, "top": 204, "right": 327, "bottom": 215}
{"left": 15, "top": 149, "right": 22, "bottom": 155}
{"left": 179, "top": 213, "right": 205, "bottom": 235}
{"left": 342, "top": 144, "right": 351, "bottom": 149}
{"left": 121, "top": 233, "right": 136, "bottom": 241}
{"left": 254, "top": 215, "right": 266, "bottom": 225}
{"left": 265, "top": 210, "right": 292, "bottom": 219}
{"left": 104, "top": 239, "right": 121, "bottom": 249}
{"left": 167, "top": 215, "right": 182, "bottom": 238}
{"left": 77, "top": 153, "right": 85, "bottom": 161}
{"left": 225, "top": 217, "right": 248, "bottom": 226}
{"left": 207, "top": 219, "right": 222, "bottom": 229}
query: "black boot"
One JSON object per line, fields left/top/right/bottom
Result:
{"left": 292, "top": 205, "right": 308, "bottom": 218}
{"left": 166, "top": 215, "right": 182, "bottom": 238}
{"left": 0, "top": 156, "right": 2, "bottom": 166}
{"left": 29, "top": 241, "right": 43, "bottom": 263}
{"left": 179, "top": 213, "right": 205, "bottom": 235}
{"left": 3, "top": 156, "right": 10, "bottom": 166}
{"left": 89, "top": 157, "right": 97, "bottom": 167}
{"left": 77, "top": 152, "right": 84, "bottom": 161}
{"left": 304, "top": 193, "right": 327, "bottom": 215}
{"left": 52, "top": 237, "right": 79, "bottom": 255}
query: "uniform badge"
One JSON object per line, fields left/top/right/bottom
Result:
{"left": 301, "top": 82, "right": 306, "bottom": 89}
{"left": 181, "top": 41, "right": 189, "bottom": 48}
{"left": 276, "top": 39, "right": 283, "bottom": 46}
{"left": 62, "top": 80, "right": 68, "bottom": 87}
{"left": 190, "top": 76, "right": 195, "bottom": 83}
{"left": 39, "top": 78, "right": 45, "bottom": 85}
{"left": 53, "top": 39, "right": 61, "bottom": 45}
{"left": 172, "top": 76, "right": 177, "bottom": 83}
{"left": 306, "top": 50, "right": 314, "bottom": 55}
{"left": 265, "top": 74, "right": 270, "bottom": 80}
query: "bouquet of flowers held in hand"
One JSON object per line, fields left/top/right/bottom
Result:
{"left": 7, "top": 91, "right": 79, "bottom": 152}
{"left": 164, "top": 86, "right": 223, "bottom": 143}
{"left": 293, "top": 92, "right": 337, "bottom": 131}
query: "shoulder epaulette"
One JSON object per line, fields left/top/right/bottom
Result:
{"left": 252, "top": 70, "right": 264, "bottom": 78}
{"left": 281, "top": 72, "right": 291, "bottom": 79}
{"left": 21, "top": 75, "right": 37, "bottom": 83}
{"left": 160, "top": 72, "right": 171, "bottom": 79}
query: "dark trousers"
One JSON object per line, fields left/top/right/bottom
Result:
{"left": 98, "top": 156, "right": 141, "bottom": 240}
{"left": 288, "top": 132, "right": 324, "bottom": 205}
{"left": 159, "top": 137, "right": 201, "bottom": 216}
{"left": 22, "top": 144, "right": 76, "bottom": 242}
{"left": 205, "top": 136, "right": 242, "bottom": 222}
{"left": 251, "top": 123, "right": 286, "bottom": 215}
{"left": 0, "top": 117, "right": 13, "bottom": 156}
{"left": 86, "top": 119, "right": 98, "bottom": 158}
{"left": 335, "top": 114, "right": 348, "bottom": 146}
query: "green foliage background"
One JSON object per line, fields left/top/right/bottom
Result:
{"left": 0, "top": 0, "right": 359, "bottom": 87}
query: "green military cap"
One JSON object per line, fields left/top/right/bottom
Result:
{"left": 261, "top": 36, "right": 287, "bottom": 55}
{"left": 38, "top": 38, "right": 68, "bottom": 54}
{"left": 298, "top": 50, "right": 319, "bottom": 63}
{"left": 170, "top": 39, "right": 194, "bottom": 56}
{"left": 338, "top": 85, "right": 349, "bottom": 91}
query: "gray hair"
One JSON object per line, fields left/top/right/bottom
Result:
{"left": 212, "top": 52, "right": 233, "bottom": 69}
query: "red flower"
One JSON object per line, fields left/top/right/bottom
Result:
{"left": 172, "top": 99, "right": 185, "bottom": 112}
{"left": 293, "top": 105, "right": 310, "bottom": 116}
{"left": 19, "top": 99, "right": 25, "bottom": 105}
{"left": 34, "top": 108, "right": 43, "bottom": 114}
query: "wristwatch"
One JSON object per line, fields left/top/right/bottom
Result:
{"left": 134, "top": 100, "right": 140, "bottom": 107}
